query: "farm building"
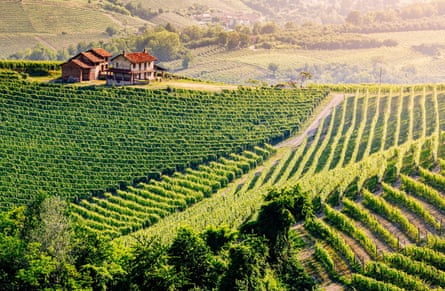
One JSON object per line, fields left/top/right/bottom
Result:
{"left": 61, "top": 48, "right": 111, "bottom": 82}
{"left": 106, "top": 49, "right": 158, "bottom": 85}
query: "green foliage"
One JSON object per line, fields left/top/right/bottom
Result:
{"left": 362, "top": 189, "right": 419, "bottom": 240}
{"left": 219, "top": 235, "right": 269, "bottom": 291}
{"left": 401, "top": 173, "right": 445, "bottom": 213}
{"left": 350, "top": 273, "right": 405, "bottom": 291}
{"left": 314, "top": 243, "right": 336, "bottom": 278}
{"left": 324, "top": 204, "right": 377, "bottom": 257}
{"left": 168, "top": 227, "right": 217, "bottom": 289}
{"left": 383, "top": 252, "right": 445, "bottom": 287}
{"left": 241, "top": 185, "right": 312, "bottom": 262}
{"left": 305, "top": 216, "right": 360, "bottom": 272}
{"left": 277, "top": 255, "right": 316, "bottom": 291}
{"left": 404, "top": 245, "right": 445, "bottom": 272}
{"left": 364, "top": 261, "right": 429, "bottom": 291}
{"left": 342, "top": 198, "right": 398, "bottom": 249}
{"left": 0, "top": 80, "right": 326, "bottom": 212}
{"left": 0, "top": 195, "right": 124, "bottom": 290}
{"left": 364, "top": 262, "right": 429, "bottom": 291}
{"left": 419, "top": 166, "right": 445, "bottom": 192}
{"left": 16, "top": 242, "right": 59, "bottom": 290}
{"left": 382, "top": 182, "right": 440, "bottom": 231}
{"left": 202, "top": 225, "right": 237, "bottom": 254}
{"left": 127, "top": 236, "right": 174, "bottom": 291}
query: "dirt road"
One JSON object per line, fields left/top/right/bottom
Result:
{"left": 276, "top": 93, "right": 345, "bottom": 149}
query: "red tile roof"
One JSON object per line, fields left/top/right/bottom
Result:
{"left": 89, "top": 48, "right": 112, "bottom": 58}
{"left": 70, "top": 59, "right": 93, "bottom": 69}
{"left": 124, "top": 51, "right": 157, "bottom": 64}
{"left": 81, "top": 52, "right": 104, "bottom": 64}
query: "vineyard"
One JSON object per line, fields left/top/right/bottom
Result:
{"left": 0, "top": 79, "right": 326, "bottom": 213}
{"left": 126, "top": 86, "right": 444, "bottom": 239}
{"left": 6, "top": 70, "right": 445, "bottom": 289}
{"left": 108, "top": 85, "right": 445, "bottom": 290}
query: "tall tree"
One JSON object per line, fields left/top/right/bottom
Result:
{"left": 219, "top": 236, "right": 269, "bottom": 291}
{"left": 128, "top": 237, "right": 173, "bottom": 291}
{"left": 168, "top": 227, "right": 216, "bottom": 289}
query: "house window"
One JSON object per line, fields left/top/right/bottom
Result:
{"left": 116, "top": 62, "right": 119, "bottom": 68}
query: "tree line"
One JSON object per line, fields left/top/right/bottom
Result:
{"left": 0, "top": 185, "right": 317, "bottom": 290}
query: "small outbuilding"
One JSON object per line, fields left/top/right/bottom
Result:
{"left": 61, "top": 48, "right": 111, "bottom": 82}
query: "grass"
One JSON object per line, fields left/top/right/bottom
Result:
{"left": 23, "top": 1, "right": 116, "bottom": 34}
{"left": 119, "top": 0, "right": 252, "bottom": 13}
{"left": 0, "top": 0, "right": 148, "bottom": 58}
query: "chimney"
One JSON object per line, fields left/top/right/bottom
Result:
{"left": 122, "top": 50, "right": 126, "bottom": 55}
{"left": 143, "top": 48, "right": 146, "bottom": 53}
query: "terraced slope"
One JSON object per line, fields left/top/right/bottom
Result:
{"left": 0, "top": 0, "right": 35, "bottom": 33}
{"left": 298, "top": 136, "right": 445, "bottom": 290}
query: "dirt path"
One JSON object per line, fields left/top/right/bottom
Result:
{"left": 336, "top": 229, "right": 372, "bottom": 264}
{"left": 369, "top": 211, "right": 412, "bottom": 247}
{"left": 411, "top": 195, "right": 445, "bottom": 233}
{"left": 353, "top": 219, "right": 394, "bottom": 253}
{"left": 276, "top": 93, "right": 345, "bottom": 149}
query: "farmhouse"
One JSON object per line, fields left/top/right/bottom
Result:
{"left": 61, "top": 48, "right": 111, "bottom": 82}
{"left": 106, "top": 49, "right": 158, "bottom": 85}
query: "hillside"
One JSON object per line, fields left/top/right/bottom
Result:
{"left": 3, "top": 66, "right": 445, "bottom": 288}
{"left": 0, "top": 0, "right": 150, "bottom": 58}
{"left": 113, "top": 85, "right": 445, "bottom": 290}
{"left": 4, "top": 1, "right": 445, "bottom": 289}
{"left": 0, "top": 77, "right": 326, "bottom": 212}
{"left": 161, "top": 27, "right": 445, "bottom": 85}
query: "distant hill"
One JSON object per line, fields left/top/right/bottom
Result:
{"left": 0, "top": 0, "right": 150, "bottom": 58}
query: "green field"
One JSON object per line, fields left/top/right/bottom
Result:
{"left": 164, "top": 30, "right": 445, "bottom": 85}
{"left": 110, "top": 84, "right": 445, "bottom": 290}
{"left": 0, "top": 79, "right": 326, "bottom": 212}
{"left": 0, "top": 0, "right": 149, "bottom": 58}
{"left": 4, "top": 61, "right": 445, "bottom": 289}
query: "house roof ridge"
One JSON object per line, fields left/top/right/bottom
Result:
{"left": 112, "top": 50, "right": 157, "bottom": 64}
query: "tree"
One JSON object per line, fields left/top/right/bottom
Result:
{"left": 182, "top": 51, "right": 193, "bottom": 69}
{"left": 268, "top": 63, "right": 279, "bottom": 77}
{"left": 227, "top": 31, "right": 240, "bottom": 50}
{"left": 202, "top": 225, "right": 237, "bottom": 254}
{"left": 33, "top": 197, "right": 72, "bottom": 265}
{"left": 239, "top": 33, "right": 251, "bottom": 48}
{"left": 106, "top": 26, "right": 118, "bottom": 37}
{"left": 219, "top": 236, "right": 269, "bottom": 290}
{"left": 278, "top": 256, "right": 316, "bottom": 291}
{"left": 254, "top": 198, "right": 295, "bottom": 262}
{"left": 345, "top": 10, "right": 362, "bottom": 25}
{"left": 297, "top": 71, "right": 312, "bottom": 87}
{"left": 241, "top": 186, "right": 313, "bottom": 262}
{"left": 128, "top": 236, "right": 173, "bottom": 291}
{"left": 147, "top": 31, "right": 181, "bottom": 61}
{"left": 217, "top": 32, "right": 228, "bottom": 46}
{"left": 16, "top": 242, "right": 58, "bottom": 290}
{"left": 168, "top": 227, "right": 216, "bottom": 289}
{"left": 0, "top": 207, "right": 26, "bottom": 290}
{"left": 260, "top": 22, "right": 278, "bottom": 34}
{"left": 72, "top": 227, "right": 124, "bottom": 290}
